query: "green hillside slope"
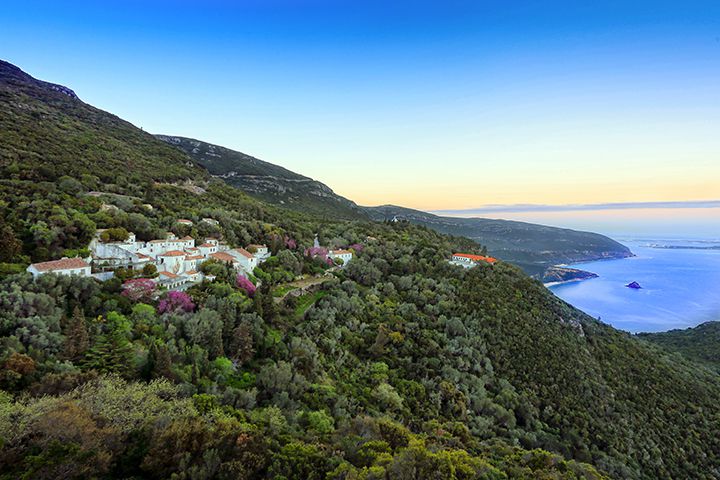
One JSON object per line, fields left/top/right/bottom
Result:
{"left": 1, "top": 60, "right": 720, "bottom": 480}
{"left": 638, "top": 321, "right": 720, "bottom": 372}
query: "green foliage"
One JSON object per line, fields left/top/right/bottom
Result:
{"left": 1, "top": 61, "right": 719, "bottom": 479}
{"left": 638, "top": 321, "right": 720, "bottom": 371}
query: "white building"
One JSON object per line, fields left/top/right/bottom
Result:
{"left": 230, "top": 248, "right": 258, "bottom": 273}
{"left": 27, "top": 257, "right": 91, "bottom": 279}
{"left": 328, "top": 249, "right": 353, "bottom": 266}
{"left": 157, "top": 250, "right": 187, "bottom": 275}
{"left": 449, "top": 253, "right": 497, "bottom": 268}
{"left": 248, "top": 244, "right": 270, "bottom": 263}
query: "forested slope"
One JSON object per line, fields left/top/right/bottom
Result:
{"left": 2, "top": 59, "right": 720, "bottom": 479}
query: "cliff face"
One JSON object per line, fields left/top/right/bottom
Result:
{"left": 156, "top": 135, "right": 368, "bottom": 220}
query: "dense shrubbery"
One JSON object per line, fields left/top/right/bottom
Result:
{"left": 1, "top": 221, "right": 720, "bottom": 478}
{"left": 2, "top": 60, "right": 720, "bottom": 479}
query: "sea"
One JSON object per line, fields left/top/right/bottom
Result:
{"left": 549, "top": 238, "right": 720, "bottom": 333}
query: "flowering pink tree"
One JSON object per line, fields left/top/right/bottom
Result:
{"left": 349, "top": 243, "right": 364, "bottom": 253}
{"left": 158, "top": 291, "right": 195, "bottom": 314}
{"left": 285, "top": 236, "right": 297, "bottom": 250}
{"left": 305, "top": 246, "right": 328, "bottom": 259}
{"left": 121, "top": 278, "right": 156, "bottom": 302}
{"left": 236, "top": 274, "right": 256, "bottom": 297}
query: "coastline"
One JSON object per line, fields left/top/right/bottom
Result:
{"left": 544, "top": 277, "right": 593, "bottom": 288}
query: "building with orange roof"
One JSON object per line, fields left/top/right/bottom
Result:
{"left": 450, "top": 253, "right": 497, "bottom": 268}
{"left": 27, "top": 257, "right": 91, "bottom": 279}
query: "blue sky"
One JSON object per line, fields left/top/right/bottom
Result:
{"left": 2, "top": 0, "right": 719, "bottom": 213}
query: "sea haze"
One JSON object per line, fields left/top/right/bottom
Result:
{"left": 549, "top": 238, "right": 720, "bottom": 333}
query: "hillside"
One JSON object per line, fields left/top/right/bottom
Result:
{"left": 0, "top": 59, "right": 318, "bottom": 266}
{"left": 156, "top": 135, "right": 367, "bottom": 220}
{"left": 365, "top": 205, "right": 632, "bottom": 278}
{"left": 638, "top": 321, "right": 720, "bottom": 371}
{"left": 2, "top": 60, "right": 720, "bottom": 479}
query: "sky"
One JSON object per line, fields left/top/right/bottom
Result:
{"left": 2, "top": 1, "right": 719, "bottom": 218}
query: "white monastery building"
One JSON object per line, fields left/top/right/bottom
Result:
{"left": 27, "top": 257, "right": 91, "bottom": 279}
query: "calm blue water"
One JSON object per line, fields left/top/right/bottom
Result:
{"left": 549, "top": 239, "right": 720, "bottom": 333}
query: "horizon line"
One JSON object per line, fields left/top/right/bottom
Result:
{"left": 430, "top": 200, "right": 720, "bottom": 215}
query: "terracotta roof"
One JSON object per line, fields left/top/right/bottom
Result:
{"left": 233, "top": 247, "right": 254, "bottom": 259}
{"left": 186, "top": 247, "right": 199, "bottom": 251}
{"left": 149, "top": 239, "right": 167, "bottom": 243}
{"left": 186, "top": 270, "right": 198, "bottom": 275}
{"left": 182, "top": 236, "right": 194, "bottom": 240}
{"left": 177, "top": 219, "right": 193, "bottom": 223}
{"left": 247, "top": 244, "right": 266, "bottom": 249}
{"left": 160, "top": 250, "right": 186, "bottom": 257}
{"left": 158, "top": 271, "right": 179, "bottom": 279}
{"left": 210, "top": 252, "right": 236, "bottom": 263}
{"left": 185, "top": 255, "right": 204, "bottom": 260}
{"left": 198, "top": 243, "right": 215, "bottom": 248}
{"left": 30, "top": 257, "right": 90, "bottom": 272}
{"left": 136, "top": 253, "right": 152, "bottom": 260}
{"left": 452, "top": 253, "right": 497, "bottom": 264}
{"left": 331, "top": 249, "right": 353, "bottom": 255}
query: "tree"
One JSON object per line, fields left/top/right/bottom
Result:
{"left": 230, "top": 322, "right": 255, "bottom": 365}
{"left": 121, "top": 278, "right": 156, "bottom": 302}
{"left": 82, "top": 312, "right": 134, "bottom": 377}
{"left": 62, "top": 306, "right": 89, "bottom": 361}
{"left": 158, "top": 291, "right": 195, "bottom": 314}
{"left": 0, "top": 221, "right": 22, "bottom": 262}
{"left": 236, "top": 274, "right": 256, "bottom": 297}
{"left": 142, "top": 263, "right": 158, "bottom": 278}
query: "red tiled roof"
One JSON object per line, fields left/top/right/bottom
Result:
{"left": 331, "top": 249, "right": 352, "bottom": 255}
{"left": 233, "top": 248, "right": 253, "bottom": 259}
{"left": 247, "top": 244, "right": 266, "bottom": 249}
{"left": 186, "top": 270, "right": 198, "bottom": 275}
{"left": 185, "top": 255, "right": 204, "bottom": 260}
{"left": 177, "top": 219, "right": 193, "bottom": 223}
{"left": 181, "top": 236, "right": 194, "bottom": 240}
{"left": 198, "top": 243, "right": 215, "bottom": 248}
{"left": 159, "top": 271, "right": 179, "bottom": 279}
{"left": 31, "top": 257, "right": 89, "bottom": 272}
{"left": 160, "top": 250, "right": 186, "bottom": 257}
{"left": 210, "top": 252, "right": 236, "bottom": 263}
{"left": 136, "top": 253, "right": 152, "bottom": 259}
{"left": 452, "top": 253, "right": 497, "bottom": 264}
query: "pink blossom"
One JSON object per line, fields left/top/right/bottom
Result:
{"left": 158, "top": 291, "right": 195, "bottom": 314}
{"left": 349, "top": 243, "right": 364, "bottom": 253}
{"left": 121, "top": 278, "right": 156, "bottom": 302}
{"left": 236, "top": 274, "right": 256, "bottom": 297}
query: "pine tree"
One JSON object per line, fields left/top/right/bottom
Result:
{"left": 62, "top": 306, "right": 89, "bottom": 362}
{"left": 230, "top": 322, "right": 255, "bottom": 366}
{"left": 82, "top": 318, "right": 134, "bottom": 377}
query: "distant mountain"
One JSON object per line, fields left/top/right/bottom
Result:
{"left": 365, "top": 204, "right": 633, "bottom": 278}
{"left": 156, "top": 135, "right": 367, "bottom": 220}
{"left": 639, "top": 321, "right": 720, "bottom": 371}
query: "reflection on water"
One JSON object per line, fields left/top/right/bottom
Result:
{"left": 549, "top": 240, "right": 720, "bottom": 333}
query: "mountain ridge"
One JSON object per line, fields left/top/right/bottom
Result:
{"left": 156, "top": 134, "right": 368, "bottom": 220}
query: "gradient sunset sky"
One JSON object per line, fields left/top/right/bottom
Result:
{"left": 2, "top": 0, "right": 719, "bottom": 211}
